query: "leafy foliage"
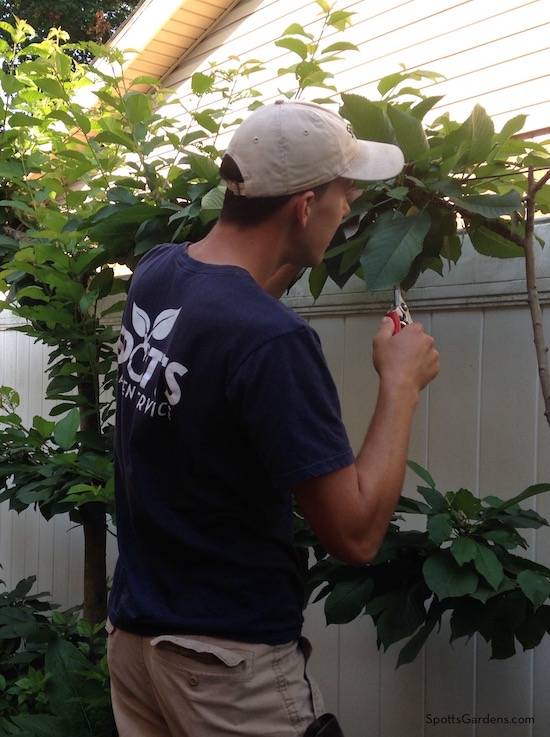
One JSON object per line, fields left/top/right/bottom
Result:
{"left": 0, "top": 575, "right": 114, "bottom": 736}
{"left": 0, "top": 387, "right": 113, "bottom": 521}
{"left": 275, "top": 0, "right": 358, "bottom": 101}
{"left": 303, "top": 464, "right": 550, "bottom": 667}
{"left": 309, "top": 79, "right": 550, "bottom": 297}
{"left": 0, "top": 0, "right": 140, "bottom": 55}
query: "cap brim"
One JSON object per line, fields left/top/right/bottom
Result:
{"left": 343, "top": 140, "right": 405, "bottom": 181}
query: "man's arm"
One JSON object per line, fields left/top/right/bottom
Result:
{"left": 292, "top": 317, "right": 439, "bottom": 565}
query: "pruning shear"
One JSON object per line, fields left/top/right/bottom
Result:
{"left": 387, "top": 286, "right": 412, "bottom": 334}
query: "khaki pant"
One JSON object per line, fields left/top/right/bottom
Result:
{"left": 107, "top": 622, "right": 325, "bottom": 737}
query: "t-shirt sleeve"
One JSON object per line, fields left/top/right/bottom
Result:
{"left": 227, "top": 325, "right": 355, "bottom": 488}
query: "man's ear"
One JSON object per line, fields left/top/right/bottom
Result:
{"left": 293, "top": 190, "right": 316, "bottom": 228}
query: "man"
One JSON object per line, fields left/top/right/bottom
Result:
{"left": 107, "top": 100, "right": 439, "bottom": 737}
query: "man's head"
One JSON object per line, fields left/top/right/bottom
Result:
{"left": 221, "top": 100, "right": 404, "bottom": 196}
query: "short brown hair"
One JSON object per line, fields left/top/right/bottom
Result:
{"left": 219, "top": 154, "right": 330, "bottom": 227}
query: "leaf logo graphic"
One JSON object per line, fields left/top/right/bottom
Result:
{"left": 132, "top": 304, "right": 150, "bottom": 338}
{"left": 131, "top": 304, "right": 181, "bottom": 342}
{"left": 151, "top": 309, "right": 181, "bottom": 340}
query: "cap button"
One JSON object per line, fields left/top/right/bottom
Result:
{"left": 275, "top": 99, "right": 284, "bottom": 104}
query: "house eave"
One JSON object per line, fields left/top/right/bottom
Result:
{"left": 98, "top": 0, "right": 238, "bottom": 88}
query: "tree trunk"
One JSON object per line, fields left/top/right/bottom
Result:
{"left": 78, "top": 366, "right": 109, "bottom": 625}
{"left": 81, "top": 501, "right": 108, "bottom": 624}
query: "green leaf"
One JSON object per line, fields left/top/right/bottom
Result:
{"left": 481, "top": 529, "right": 526, "bottom": 550}
{"left": 88, "top": 204, "right": 160, "bottom": 245}
{"left": 123, "top": 91, "right": 153, "bottom": 123}
{"left": 377, "top": 71, "right": 408, "bottom": 97}
{"left": 452, "top": 190, "right": 523, "bottom": 219}
{"left": 327, "top": 10, "right": 355, "bottom": 31}
{"left": 502, "top": 509, "right": 548, "bottom": 530}
{"left": 396, "top": 616, "right": 439, "bottom": 667}
{"left": 410, "top": 95, "right": 445, "bottom": 122}
{"left": 395, "top": 496, "right": 432, "bottom": 515}
{"left": 407, "top": 461, "right": 436, "bottom": 488}
{"left": 321, "top": 42, "right": 359, "bottom": 54}
{"left": 360, "top": 210, "right": 431, "bottom": 290}
{"left": 281, "top": 23, "right": 314, "bottom": 40}
{"left": 340, "top": 94, "right": 397, "bottom": 145}
{"left": 53, "top": 408, "right": 80, "bottom": 450}
{"left": 449, "top": 598, "right": 485, "bottom": 641}
{"left": 486, "top": 483, "right": 550, "bottom": 515}
{"left": 447, "top": 104, "right": 495, "bottom": 166}
{"left": 449, "top": 488, "right": 482, "bottom": 518}
{"left": 34, "top": 77, "right": 69, "bottom": 101}
{"left": 427, "top": 513, "right": 453, "bottom": 544}
{"left": 469, "top": 226, "right": 525, "bottom": 258}
{"left": 193, "top": 110, "right": 220, "bottom": 134}
{"left": 131, "top": 75, "right": 164, "bottom": 88}
{"left": 423, "top": 553, "right": 479, "bottom": 599}
{"left": 451, "top": 537, "right": 477, "bottom": 566}
{"left": 9, "top": 714, "right": 66, "bottom": 735}
{"left": 275, "top": 37, "right": 309, "bottom": 60}
{"left": 308, "top": 261, "right": 328, "bottom": 299}
{"left": 497, "top": 114, "right": 528, "bottom": 141}
{"left": 324, "top": 576, "right": 373, "bottom": 624}
{"left": 515, "top": 605, "right": 548, "bottom": 650}
{"left": 71, "top": 109, "right": 92, "bottom": 135}
{"left": 94, "top": 129, "right": 136, "bottom": 148}
{"left": 469, "top": 576, "right": 516, "bottom": 603}
{"left": 187, "top": 154, "right": 219, "bottom": 184}
{"left": 8, "top": 112, "right": 44, "bottom": 127}
{"left": 32, "top": 415, "right": 55, "bottom": 439}
{"left": 200, "top": 185, "right": 225, "bottom": 224}
{"left": 417, "top": 486, "right": 448, "bottom": 512}
{"left": 16, "top": 286, "right": 49, "bottom": 303}
{"left": 366, "top": 583, "right": 429, "bottom": 649}
{"left": 386, "top": 106, "right": 430, "bottom": 162}
{"left": 45, "top": 109, "right": 75, "bottom": 129}
{"left": 191, "top": 72, "right": 215, "bottom": 95}
{"left": 517, "top": 570, "right": 550, "bottom": 609}
{"left": 473, "top": 544, "right": 504, "bottom": 590}
{"left": 45, "top": 637, "right": 114, "bottom": 730}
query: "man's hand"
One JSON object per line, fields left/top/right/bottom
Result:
{"left": 373, "top": 316, "right": 439, "bottom": 394}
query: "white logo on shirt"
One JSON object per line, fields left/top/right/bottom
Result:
{"left": 117, "top": 303, "right": 189, "bottom": 413}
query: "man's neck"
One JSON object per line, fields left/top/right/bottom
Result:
{"left": 188, "top": 221, "right": 288, "bottom": 293}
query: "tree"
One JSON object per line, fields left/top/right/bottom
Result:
{"left": 0, "top": 0, "right": 140, "bottom": 52}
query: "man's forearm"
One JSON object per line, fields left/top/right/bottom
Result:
{"left": 353, "top": 379, "right": 420, "bottom": 557}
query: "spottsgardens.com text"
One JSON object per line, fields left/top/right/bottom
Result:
{"left": 426, "top": 713, "right": 534, "bottom": 727}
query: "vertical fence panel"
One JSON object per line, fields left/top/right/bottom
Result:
{"left": 3, "top": 256, "right": 550, "bottom": 734}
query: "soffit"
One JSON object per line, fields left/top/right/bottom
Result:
{"left": 105, "top": 0, "right": 238, "bottom": 88}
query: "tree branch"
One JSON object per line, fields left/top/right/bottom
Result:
{"left": 524, "top": 166, "right": 550, "bottom": 426}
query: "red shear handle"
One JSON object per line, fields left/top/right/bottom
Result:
{"left": 387, "top": 309, "right": 403, "bottom": 334}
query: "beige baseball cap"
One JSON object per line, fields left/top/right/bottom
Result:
{"left": 223, "top": 99, "right": 405, "bottom": 198}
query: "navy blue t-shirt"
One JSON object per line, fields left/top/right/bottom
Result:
{"left": 109, "top": 243, "right": 355, "bottom": 645}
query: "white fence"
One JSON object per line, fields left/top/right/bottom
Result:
{"left": 2, "top": 222, "right": 550, "bottom": 736}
